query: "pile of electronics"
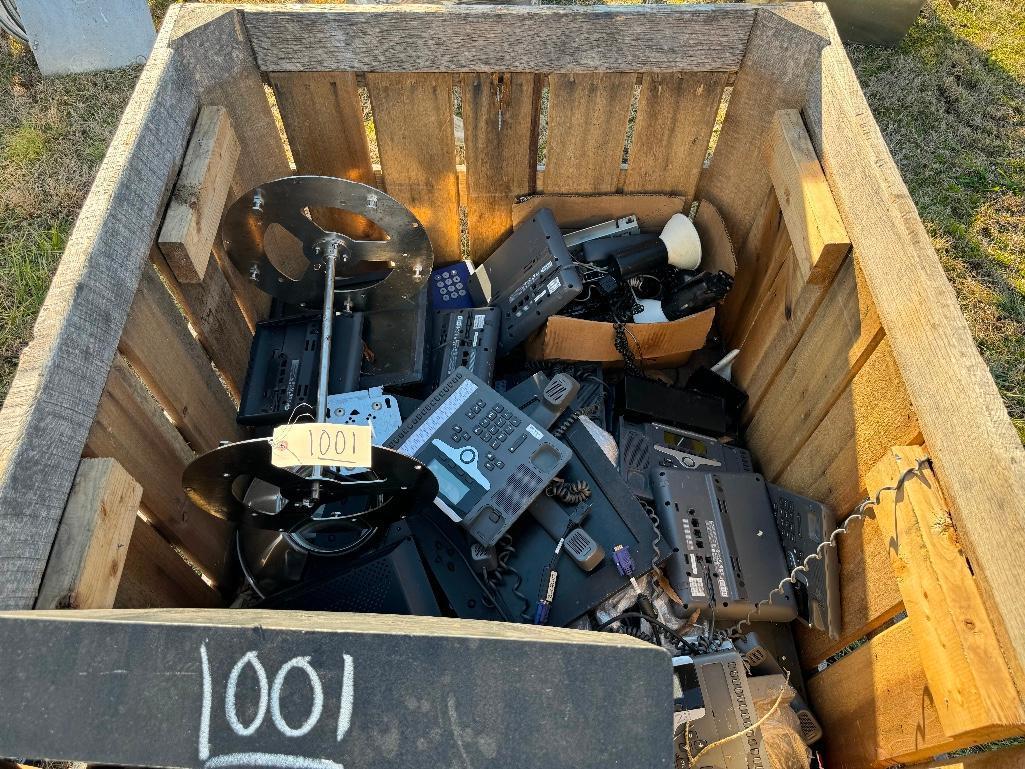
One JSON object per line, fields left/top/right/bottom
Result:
{"left": 184, "top": 176, "right": 843, "bottom": 769}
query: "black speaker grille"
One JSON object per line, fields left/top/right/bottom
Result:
{"left": 492, "top": 463, "right": 544, "bottom": 517}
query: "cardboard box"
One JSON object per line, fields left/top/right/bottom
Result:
{"left": 518, "top": 196, "right": 736, "bottom": 368}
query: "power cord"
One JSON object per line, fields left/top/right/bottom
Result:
{"left": 728, "top": 454, "right": 931, "bottom": 638}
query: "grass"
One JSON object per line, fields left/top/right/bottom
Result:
{"left": 0, "top": 37, "right": 139, "bottom": 393}
{"left": 847, "top": 0, "right": 1025, "bottom": 441}
{"left": 0, "top": 0, "right": 1023, "bottom": 444}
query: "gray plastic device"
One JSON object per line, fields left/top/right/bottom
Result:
{"left": 469, "top": 208, "right": 583, "bottom": 354}
{"left": 386, "top": 367, "right": 572, "bottom": 547}
{"left": 653, "top": 469, "right": 797, "bottom": 623}
{"left": 618, "top": 418, "right": 753, "bottom": 500}
{"left": 767, "top": 484, "right": 841, "bottom": 640}
{"left": 672, "top": 650, "right": 767, "bottom": 769}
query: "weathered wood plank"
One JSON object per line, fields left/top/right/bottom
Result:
{"left": 795, "top": 513, "right": 904, "bottom": 670}
{"left": 732, "top": 248, "right": 833, "bottom": 412}
{"left": 269, "top": 71, "right": 380, "bottom": 238}
{"left": 544, "top": 72, "right": 636, "bottom": 194}
{"left": 866, "top": 447, "right": 1025, "bottom": 739}
{"left": 809, "top": 620, "right": 984, "bottom": 768}
{"left": 34, "top": 458, "right": 142, "bottom": 610}
{"left": 120, "top": 262, "right": 242, "bottom": 452}
{"left": 241, "top": 4, "right": 756, "bottom": 73}
{"left": 624, "top": 71, "right": 729, "bottom": 198}
{"left": 0, "top": 609, "right": 671, "bottom": 769}
{"left": 766, "top": 109, "right": 849, "bottom": 284}
{"left": 115, "top": 517, "right": 222, "bottom": 609}
{"left": 0, "top": 10, "right": 196, "bottom": 611}
{"left": 726, "top": 192, "right": 793, "bottom": 350}
{"left": 0, "top": 6, "right": 285, "bottom": 609}
{"left": 698, "top": 7, "right": 827, "bottom": 250}
{"left": 462, "top": 72, "right": 539, "bottom": 263}
{"left": 806, "top": 5, "right": 1025, "bottom": 689}
{"left": 85, "top": 355, "right": 233, "bottom": 585}
{"left": 512, "top": 193, "right": 687, "bottom": 232}
{"left": 716, "top": 187, "right": 784, "bottom": 342}
{"left": 151, "top": 247, "right": 252, "bottom": 401}
{"left": 773, "top": 336, "right": 921, "bottom": 518}
{"left": 367, "top": 72, "right": 461, "bottom": 263}
{"left": 746, "top": 255, "right": 883, "bottom": 478}
{"left": 158, "top": 106, "right": 240, "bottom": 283}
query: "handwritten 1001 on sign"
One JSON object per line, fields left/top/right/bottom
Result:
{"left": 270, "top": 423, "right": 372, "bottom": 469}
{"left": 199, "top": 644, "right": 354, "bottom": 769}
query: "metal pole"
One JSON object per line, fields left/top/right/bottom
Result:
{"left": 310, "top": 244, "right": 339, "bottom": 491}
{"left": 317, "top": 245, "right": 338, "bottom": 422}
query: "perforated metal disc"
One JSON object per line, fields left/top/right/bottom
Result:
{"left": 220, "top": 176, "right": 433, "bottom": 306}
{"left": 182, "top": 438, "right": 438, "bottom": 531}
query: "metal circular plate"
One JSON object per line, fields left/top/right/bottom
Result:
{"left": 182, "top": 438, "right": 438, "bottom": 531}
{"left": 220, "top": 176, "right": 433, "bottom": 305}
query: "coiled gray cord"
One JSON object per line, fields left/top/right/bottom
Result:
{"left": 728, "top": 454, "right": 931, "bottom": 637}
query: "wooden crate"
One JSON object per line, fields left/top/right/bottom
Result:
{"left": 1, "top": 3, "right": 1023, "bottom": 767}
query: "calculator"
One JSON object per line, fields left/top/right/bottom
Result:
{"left": 386, "top": 367, "right": 572, "bottom": 546}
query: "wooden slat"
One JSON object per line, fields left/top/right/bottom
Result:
{"left": 726, "top": 191, "right": 793, "bottom": 348}
{"left": 269, "top": 71, "right": 380, "bottom": 238}
{"left": 915, "top": 746, "right": 1025, "bottom": 769}
{"left": 624, "top": 71, "right": 729, "bottom": 198}
{"left": 211, "top": 241, "right": 267, "bottom": 332}
{"left": 773, "top": 336, "right": 921, "bottom": 518}
{"left": 158, "top": 106, "right": 240, "bottom": 283}
{"left": 795, "top": 513, "right": 904, "bottom": 669}
{"left": 698, "top": 7, "right": 827, "bottom": 249}
{"left": 544, "top": 72, "right": 636, "bottom": 194}
{"left": 367, "top": 72, "right": 461, "bottom": 264}
{"left": 0, "top": 12, "right": 196, "bottom": 611}
{"left": 151, "top": 248, "right": 252, "bottom": 401}
{"left": 512, "top": 193, "right": 687, "bottom": 232}
{"left": 810, "top": 620, "right": 980, "bottom": 768}
{"left": 766, "top": 109, "right": 849, "bottom": 284}
{"left": 85, "top": 355, "right": 233, "bottom": 585}
{"left": 34, "top": 458, "right": 142, "bottom": 610}
{"left": 806, "top": 6, "right": 1025, "bottom": 689}
{"left": 732, "top": 248, "right": 834, "bottom": 411}
{"left": 241, "top": 5, "right": 756, "bottom": 73}
{"left": 746, "top": 255, "right": 883, "bottom": 479}
{"left": 462, "top": 72, "right": 539, "bottom": 262}
{"left": 119, "top": 262, "right": 242, "bottom": 453}
{"left": 115, "top": 516, "right": 222, "bottom": 609}
{"left": 866, "top": 447, "right": 1025, "bottom": 739}
{"left": 0, "top": 6, "right": 284, "bottom": 610}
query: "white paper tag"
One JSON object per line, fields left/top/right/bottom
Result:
{"left": 271, "top": 423, "right": 372, "bottom": 468}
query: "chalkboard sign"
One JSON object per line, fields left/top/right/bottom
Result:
{"left": 0, "top": 610, "right": 672, "bottom": 768}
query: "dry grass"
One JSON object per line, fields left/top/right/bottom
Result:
{"left": 0, "top": 0, "right": 1022, "bottom": 445}
{"left": 0, "top": 37, "right": 139, "bottom": 394}
{"left": 848, "top": 0, "right": 1025, "bottom": 440}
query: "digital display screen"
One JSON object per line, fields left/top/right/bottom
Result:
{"left": 662, "top": 432, "right": 707, "bottom": 456}
{"left": 428, "top": 458, "right": 470, "bottom": 504}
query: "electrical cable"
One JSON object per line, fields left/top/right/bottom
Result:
{"left": 728, "top": 454, "right": 932, "bottom": 638}
{"left": 639, "top": 498, "right": 665, "bottom": 604}
{"left": 545, "top": 476, "right": 592, "bottom": 504}
{"left": 595, "top": 611, "right": 702, "bottom": 655}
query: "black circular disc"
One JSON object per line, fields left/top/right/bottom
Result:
{"left": 182, "top": 438, "right": 438, "bottom": 531}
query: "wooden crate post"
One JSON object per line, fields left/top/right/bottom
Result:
{"left": 34, "top": 458, "right": 143, "bottom": 610}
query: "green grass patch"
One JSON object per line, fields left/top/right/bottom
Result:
{"left": 849, "top": 0, "right": 1025, "bottom": 441}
